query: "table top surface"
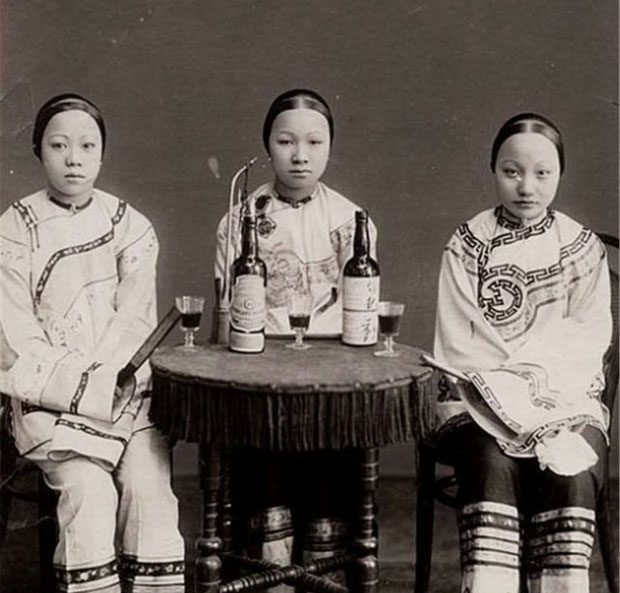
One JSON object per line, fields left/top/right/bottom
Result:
{"left": 149, "top": 339, "right": 433, "bottom": 449}
{"left": 151, "top": 338, "right": 431, "bottom": 394}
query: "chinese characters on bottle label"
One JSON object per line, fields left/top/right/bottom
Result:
{"left": 342, "top": 277, "right": 379, "bottom": 345}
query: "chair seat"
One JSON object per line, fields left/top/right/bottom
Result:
{"left": 1, "top": 396, "right": 58, "bottom": 592}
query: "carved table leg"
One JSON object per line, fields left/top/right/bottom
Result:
{"left": 219, "top": 448, "right": 233, "bottom": 554}
{"left": 196, "top": 442, "right": 223, "bottom": 593}
{"left": 351, "top": 447, "right": 379, "bottom": 593}
{"left": 219, "top": 448, "right": 235, "bottom": 581}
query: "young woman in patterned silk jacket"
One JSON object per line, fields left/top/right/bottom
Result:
{"left": 0, "top": 94, "right": 185, "bottom": 593}
{"left": 215, "top": 89, "right": 378, "bottom": 589}
{"left": 433, "top": 113, "right": 612, "bottom": 593}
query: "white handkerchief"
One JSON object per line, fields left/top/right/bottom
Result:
{"left": 534, "top": 429, "right": 598, "bottom": 476}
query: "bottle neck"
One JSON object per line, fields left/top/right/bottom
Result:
{"left": 353, "top": 218, "right": 370, "bottom": 258}
{"left": 240, "top": 217, "right": 258, "bottom": 258}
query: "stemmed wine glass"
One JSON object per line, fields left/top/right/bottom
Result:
{"left": 287, "top": 292, "right": 312, "bottom": 350}
{"left": 175, "top": 295, "right": 205, "bottom": 349}
{"left": 374, "top": 301, "right": 405, "bottom": 357}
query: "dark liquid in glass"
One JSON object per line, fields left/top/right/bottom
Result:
{"left": 181, "top": 312, "right": 202, "bottom": 329}
{"left": 378, "top": 314, "right": 400, "bottom": 336}
{"left": 289, "top": 314, "right": 310, "bottom": 330}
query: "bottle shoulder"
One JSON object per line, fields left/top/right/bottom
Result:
{"left": 343, "top": 255, "right": 380, "bottom": 276}
{"left": 232, "top": 258, "right": 267, "bottom": 277}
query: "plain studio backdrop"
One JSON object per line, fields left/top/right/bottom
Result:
{"left": 1, "top": 0, "right": 618, "bottom": 476}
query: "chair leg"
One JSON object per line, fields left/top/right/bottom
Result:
{"left": 0, "top": 479, "right": 13, "bottom": 547}
{"left": 414, "top": 442, "right": 436, "bottom": 593}
{"left": 0, "top": 427, "right": 18, "bottom": 548}
{"left": 597, "top": 478, "right": 619, "bottom": 593}
{"left": 38, "top": 472, "right": 58, "bottom": 593}
{"left": 519, "top": 553, "right": 528, "bottom": 593}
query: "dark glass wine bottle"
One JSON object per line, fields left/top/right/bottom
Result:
{"left": 342, "top": 210, "right": 380, "bottom": 346}
{"left": 229, "top": 208, "right": 267, "bottom": 353}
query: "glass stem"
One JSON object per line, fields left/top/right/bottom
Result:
{"left": 184, "top": 329, "right": 194, "bottom": 348}
{"left": 385, "top": 335, "right": 394, "bottom": 354}
{"left": 295, "top": 329, "right": 304, "bottom": 347}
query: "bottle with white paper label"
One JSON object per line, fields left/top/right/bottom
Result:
{"left": 342, "top": 210, "right": 380, "bottom": 346}
{"left": 229, "top": 210, "right": 267, "bottom": 353}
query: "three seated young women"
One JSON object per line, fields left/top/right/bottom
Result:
{"left": 0, "top": 91, "right": 613, "bottom": 593}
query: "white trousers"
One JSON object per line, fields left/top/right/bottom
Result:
{"left": 35, "top": 427, "right": 185, "bottom": 593}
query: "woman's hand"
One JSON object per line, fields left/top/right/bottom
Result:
{"left": 114, "top": 374, "right": 137, "bottom": 404}
{"left": 113, "top": 374, "right": 138, "bottom": 419}
{"left": 444, "top": 374, "right": 472, "bottom": 400}
{"left": 0, "top": 325, "right": 18, "bottom": 372}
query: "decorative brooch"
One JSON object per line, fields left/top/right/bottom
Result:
{"left": 258, "top": 216, "right": 277, "bottom": 238}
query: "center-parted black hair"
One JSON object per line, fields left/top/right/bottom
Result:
{"left": 32, "top": 93, "right": 106, "bottom": 159}
{"left": 262, "top": 89, "right": 334, "bottom": 153}
{"left": 490, "top": 112, "right": 564, "bottom": 173}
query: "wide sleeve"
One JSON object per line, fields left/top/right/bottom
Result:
{"left": 92, "top": 207, "right": 159, "bottom": 375}
{"left": 433, "top": 234, "right": 510, "bottom": 369}
{"left": 214, "top": 212, "right": 230, "bottom": 285}
{"left": 214, "top": 206, "right": 243, "bottom": 302}
{"left": 505, "top": 234, "right": 612, "bottom": 400}
{"left": 0, "top": 207, "right": 119, "bottom": 421}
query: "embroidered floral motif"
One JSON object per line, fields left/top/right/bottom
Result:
{"left": 329, "top": 221, "right": 354, "bottom": 255}
{"left": 55, "top": 558, "right": 118, "bottom": 585}
{"left": 260, "top": 246, "right": 308, "bottom": 308}
{"left": 117, "top": 226, "right": 157, "bottom": 275}
{"left": 257, "top": 215, "right": 277, "bottom": 238}
{"left": 118, "top": 555, "right": 185, "bottom": 580}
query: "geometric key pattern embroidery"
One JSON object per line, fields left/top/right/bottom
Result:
{"left": 456, "top": 215, "right": 601, "bottom": 340}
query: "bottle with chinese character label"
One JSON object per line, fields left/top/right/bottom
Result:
{"left": 342, "top": 210, "right": 380, "bottom": 346}
{"left": 229, "top": 208, "right": 267, "bottom": 353}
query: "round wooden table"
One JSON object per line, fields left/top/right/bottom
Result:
{"left": 149, "top": 339, "right": 432, "bottom": 593}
